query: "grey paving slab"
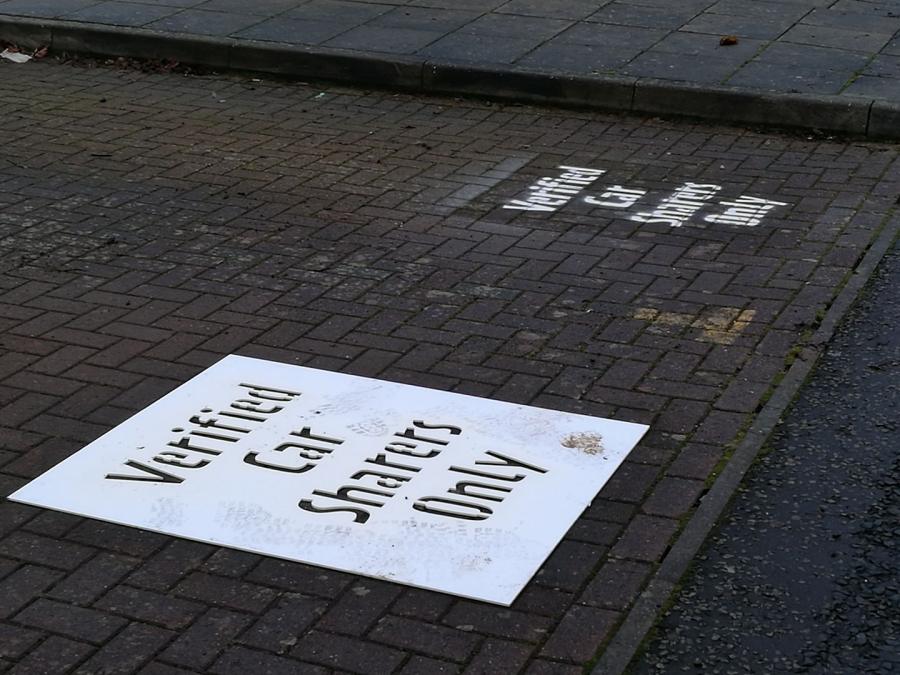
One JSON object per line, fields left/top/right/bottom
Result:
{"left": 417, "top": 32, "right": 537, "bottom": 64}
{"left": 728, "top": 62, "right": 858, "bottom": 94}
{"left": 612, "top": 0, "right": 712, "bottom": 11}
{"left": 781, "top": 22, "right": 895, "bottom": 52}
{"left": 0, "top": 0, "right": 99, "bottom": 18}
{"left": 842, "top": 74, "right": 900, "bottom": 99}
{"left": 752, "top": 41, "right": 873, "bottom": 70}
{"left": 325, "top": 25, "right": 443, "bottom": 54}
{"left": 800, "top": 6, "right": 900, "bottom": 33}
{"left": 517, "top": 41, "right": 635, "bottom": 73}
{"left": 368, "top": 7, "right": 480, "bottom": 32}
{"left": 62, "top": 1, "right": 180, "bottom": 26}
{"left": 234, "top": 18, "right": 355, "bottom": 46}
{"left": 1, "top": 0, "right": 900, "bottom": 136}
{"left": 552, "top": 23, "right": 666, "bottom": 49}
{"left": 864, "top": 53, "right": 900, "bottom": 78}
{"left": 703, "top": 0, "right": 812, "bottom": 21}
{"left": 496, "top": 0, "right": 606, "bottom": 21}
{"left": 455, "top": 13, "right": 573, "bottom": 40}
{"left": 283, "top": 0, "right": 390, "bottom": 23}
{"left": 886, "top": 35, "right": 900, "bottom": 56}
{"left": 414, "top": 0, "right": 507, "bottom": 10}
{"left": 646, "top": 31, "right": 766, "bottom": 58}
{"left": 193, "top": 0, "right": 302, "bottom": 16}
{"left": 146, "top": 9, "right": 263, "bottom": 36}
{"left": 107, "top": 0, "right": 204, "bottom": 5}
{"left": 831, "top": 0, "right": 900, "bottom": 15}
{"left": 681, "top": 12, "right": 798, "bottom": 40}
{"left": 586, "top": 3, "right": 702, "bottom": 30}
{"left": 624, "top": 51, "right": 745, "bottom": 84}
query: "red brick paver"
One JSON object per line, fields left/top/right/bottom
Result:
{"left": 0, "top": 60, "right": 898, "bottom": 673}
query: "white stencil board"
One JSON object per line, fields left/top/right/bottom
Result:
{"left": 9, "top": 355, "right": 648, "bottom": 605}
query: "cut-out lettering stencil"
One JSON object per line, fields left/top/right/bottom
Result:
{"left": 10, "top": 355, "right": 647, "bottom": 605}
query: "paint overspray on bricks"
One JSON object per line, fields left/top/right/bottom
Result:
{"left": 633, "top": 307, "right": 758, "bottom": 345}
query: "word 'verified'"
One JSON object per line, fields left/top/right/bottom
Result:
{"left": 503, "top": 165, "right": 606, "bottom": 212}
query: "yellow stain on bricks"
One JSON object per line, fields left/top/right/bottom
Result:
{"left": 633, "top": 307, "right": 756, "bottom": 345}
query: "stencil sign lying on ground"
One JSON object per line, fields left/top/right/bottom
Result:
{"left": 9, "top": 356, "right": 647, "bottom": 605}
{"left": 503, "top": 165, "right": 788, "bottom": 228}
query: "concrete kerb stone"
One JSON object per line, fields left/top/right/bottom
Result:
{"left": 593, "top": 211, "right": 900, "bottom": 675}
{"left": 868, "top": 100, "right": 900, "bottom": 140}
{"left": 231, "top": 41, "right": 422, "bottom": 91}
{"left": 632, "top": 78, "right": 873, "bottom": 137}
{"left": 0, "top": 16, "right": 897, "bottom": 140}
{"left": 421, "top": 62, "right": 636, "bottom": 111}
{"left": 56, "top": 26, "right": 232, "bottom": 69}
{"left": 0, "top": 16, "right": 52, "bottom": 50}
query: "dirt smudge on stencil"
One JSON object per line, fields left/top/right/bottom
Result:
{"left": 561, "top": 432, "right": 605, "bottom": 455}
{"left": 347, "top": 419, "right": 389, "bottom": 436}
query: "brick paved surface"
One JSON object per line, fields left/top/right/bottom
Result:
{"left": 1, "top": 0, "right": 899, "bottom": 104}
{"left": 0, "top": 60, "right": 899, "bottom": 673}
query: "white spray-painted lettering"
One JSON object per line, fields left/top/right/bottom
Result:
{"left": 500, "top": 163, "right": 789, "bottom": 227}
{"left": 704, "top": 195, "right": 789, "bottom": 227}
{"left": 503, "top": 165, "right": 605, "bottom": 212}
{"left": 630, "top": 182, "right": 721, "bottom": 227}
{"left": 584, "top": 185, "right": 646, "bottom": 208}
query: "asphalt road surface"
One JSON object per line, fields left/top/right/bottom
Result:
{"left": 631, "top": 238, "right": 900, "bottom": 674}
